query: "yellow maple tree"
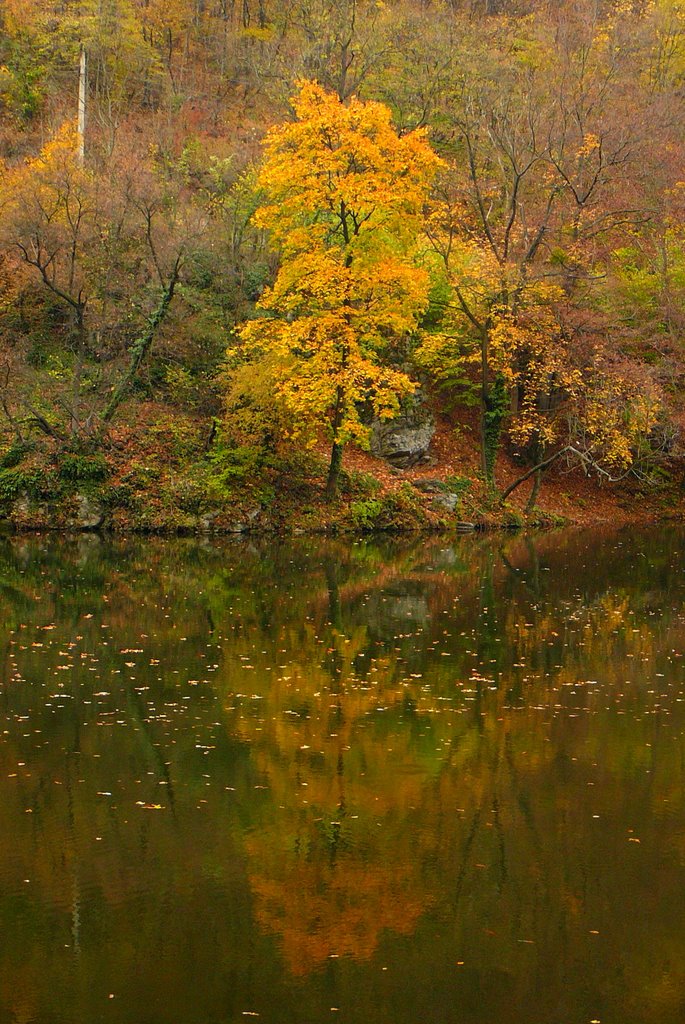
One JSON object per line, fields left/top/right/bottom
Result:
{"left": 234, "top": 80, "right": 442, "bottom": 498}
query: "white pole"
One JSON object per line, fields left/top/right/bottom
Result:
{"left": 77, "top": 47, "right": 87, "bottom": 165}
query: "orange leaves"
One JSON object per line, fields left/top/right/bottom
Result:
{"left": 573, "top": 372, "right": 663, "bottom": 470}
{"left": 258, "top": 246, "right": 430, "bottom": 342}
{"left": 576, "top": 133, "right": 601, "bottom": 161}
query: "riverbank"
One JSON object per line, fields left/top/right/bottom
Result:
{"left": 0, "top": 402, "right": 681, "bottom": 535}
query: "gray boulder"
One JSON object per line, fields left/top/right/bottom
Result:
{"left": 412, "top": 478, "right": 445, "bottom": 494}
{"left": 370, "top": 397, "right": 435, "bottom": 468}
{"left": 69, "top": 494, "right": 104, "bottom": 530}
{"left": 226, "top": 508, "right": 261, "bottom": 534}
{"left": 431, "top": 492, "right": 460, "bottom": 513}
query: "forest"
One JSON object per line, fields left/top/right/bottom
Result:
{"left": 0, "top": 0, "right": 684, "bottom": 532}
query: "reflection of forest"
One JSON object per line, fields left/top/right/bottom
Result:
{"left": 0, "top": 529, "right": 685, "bottom": 1022}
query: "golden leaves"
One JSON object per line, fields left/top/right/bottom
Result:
{"left": 576, "top": 133, "right": 601, "bottom": 160}
{"left": 0, "top": 120, "right": 88, "bottom": 233}
{"left": 234, "top": 82, "right": 438, "bottom": 453}
{"left": 254, "top": 80, "right": 443, "bottom": 253}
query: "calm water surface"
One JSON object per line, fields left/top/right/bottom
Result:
{"left": 1, "top": 528, "right": 684, "bottom": 1023}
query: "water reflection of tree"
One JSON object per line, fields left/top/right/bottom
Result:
{"left": 222, "top": 616, "right": 441, "bottom": 972}
{"left": 1, "top": 531, "right": 685, "bottom": 1020}
{"left": 208, "top": 528, "right": 685, "bottom": 1023}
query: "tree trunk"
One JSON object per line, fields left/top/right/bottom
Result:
{"left": 68, "top": 310, "right": 89, "bottom": 436}
{"left": 480, "top": 333, "right": 490, "bottom": 483}
{"left": 482, "top": 373, "right": 508, "bottom": 494}
{"left": 525, "top": 467, "right": 542, "bottom": 512}
{"left": 325, "top": 384, "right": 346, "bottom": 501}
{"left": 325, "top": 439, "right": 344, "bottom": 501}
{"left": 77, "top": 47, "right": 87, "bottom": 167}
{"left": 500, "top": 445, "right": 573, "bottom": 504}
{"left": 70, "top": 345, "right": 85, "bottom": 435}
{"left": 100, "top": 267, "right": 179, "bottom": 428}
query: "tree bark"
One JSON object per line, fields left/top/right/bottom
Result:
{"left": 525, "top": 467, "right": 542, "bottom": 512}
{"left": 325, "top": 439, "right": 344, "bottom": 501}
{"left": 100, "top": 265, "right": 180, "bottom": 427}
{"left": 480, "top": 332, "right": 490, "bottom": 483}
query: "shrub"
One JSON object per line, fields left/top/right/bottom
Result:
{"left": 149, "top": 420, "right": 205, "bottom": 462}
{"left": 350, "top": 498, "right": 384, "bottom": 530}
{"left": 207, "top": 442, "right": 269, "bottom": 493}
{"left": 444, "top": 474, "right": 472, "bottom": 497}
{"left": 162, "top": 471, "right": 214, "bottom": 515}
{"left": 58, "top": 452, "right": 109, "bottom": 485}
{"left": 350, "top": 485, "right": 426, "bottom": 532}
{"left": 204, "top": 441, "right": 275, "bottom": 508}
{"left": 0, "top": 466, "right": 52, "bottom": 505}
{"left": 341, "top": 469, "right": 382, "bottom": 497}
{"left": 0, "top": 441, "right": 33, "bottom": 470}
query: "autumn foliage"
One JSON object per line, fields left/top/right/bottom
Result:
{"left": 233, "top": 82, "right": 440, "bottom": 497}
{"left": 0, "top": 0, "right": 683, "bottom": 519}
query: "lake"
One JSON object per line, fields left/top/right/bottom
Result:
{"left": 0, "top": 527, "right": 684, "bottom": 1023}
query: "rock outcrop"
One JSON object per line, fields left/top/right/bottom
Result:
{"left": 370, "top": 397, "right": 435, "bottom": 468}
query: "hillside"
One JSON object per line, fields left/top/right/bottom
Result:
{"left": 0, "top": 0, "right": 684, "bottom": 532}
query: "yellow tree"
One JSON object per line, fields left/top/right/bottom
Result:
{"left": 236, "top": 80, "right": 441, "bottom": 499}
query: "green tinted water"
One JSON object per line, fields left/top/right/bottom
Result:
{"left": 1, "top": 528, "right": 684, "bottom": 1024}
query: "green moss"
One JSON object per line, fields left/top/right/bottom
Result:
{"left": 483, "top": 375, "right": 509, "bottom": 489}
{"left": 502, "top": 507, "right": 525, "bottom": 528}
{"left": 444, "top": 474, "right": 472, "bottom": 496}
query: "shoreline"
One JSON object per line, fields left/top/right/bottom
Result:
{"left": 0, "top": 509, "right": 677, "bottom": 538}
